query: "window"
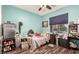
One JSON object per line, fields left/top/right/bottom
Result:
{"left": 51, "top": 24, "right": 68, "bottom": 34}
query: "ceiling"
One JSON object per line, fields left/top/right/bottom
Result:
{"left": 15, "top": 5, "right": 66, "bottom": 16}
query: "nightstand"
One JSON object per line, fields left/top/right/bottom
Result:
{"left": 26, "top": 37, "right": 32, "bottom": 49}
{"left": 21, "top": 38, "right": 29, "bottom": 50}
{"left": 58, "top": 38, "right": 69, "bottom": 48}
{"left": 49, "top": 34, "right": 56, "bottom": 44}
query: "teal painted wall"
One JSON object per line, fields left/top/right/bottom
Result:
{"left": 42, "top": 5, "right": 79, "bottom": 32}
{"left": 2, "top": 5, "right": 42, "bottom": 35}
{"left": 2, "top": 5, "right": 79, "bottom": 34}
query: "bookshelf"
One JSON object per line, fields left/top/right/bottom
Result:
{"left": 69, "top": 24, "right": 78, "bottom": 34}
{"left": 2, "top": 39, "right": 15, "bottom": 53}
{"left": 1, "top": 23, "right": 16, "bottom": 53}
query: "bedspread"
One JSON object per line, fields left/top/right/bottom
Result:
{"left": 31, "top": 35, "right": 50, "bottom": 49}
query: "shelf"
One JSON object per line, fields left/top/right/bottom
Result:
{"left": 3, "top": 44, "right": 15, "bottom": 47}
{"left": 3, "top": 45, "right": 15, "bottom": 52}
{"left": 2, "top": 39, "right": 16, "bottom": 53}
{"left": 68, "top": 37, "right": 79, "bottom": 40}
{"left": 3, "top": 49, "right": 15, "bottom": 53}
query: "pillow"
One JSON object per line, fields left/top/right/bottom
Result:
{"left": 35, "top": 32, "right": 41, "bottom": 36}
{"left": 41, "top": 33, "right": 49, "bottom": 37}
{"left": 41, "top": 33, "right": 46, "bottom": 36}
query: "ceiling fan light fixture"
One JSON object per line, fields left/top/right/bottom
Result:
{"left": 38, "top": 5, "right": 56, "bottom": 11}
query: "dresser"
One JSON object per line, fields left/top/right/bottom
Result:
{"left": 58, "top": 38, "right": 69, "bottom": 48}
{"left": 68, "top": 37, "right": 79, "bottom": 49}
{"left": 49, "top": 34, "right": 56, "bottom": 44}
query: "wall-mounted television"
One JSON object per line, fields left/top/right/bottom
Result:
{"left": 49, "top": 13, "right": 68, "bottom": 25}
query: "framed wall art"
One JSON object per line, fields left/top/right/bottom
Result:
{"left": 42, "top": 21, "right": 48, "bottom": 28}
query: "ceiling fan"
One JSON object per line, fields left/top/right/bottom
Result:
{"left": 38, "top": 5, "right": 56, "bottom": 11}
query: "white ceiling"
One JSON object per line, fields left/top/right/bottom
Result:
{"left": 15, "top": 5, "right": 66, "bottom": 16}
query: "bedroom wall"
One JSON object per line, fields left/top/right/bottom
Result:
{"left": 2, "top": 5, "right": 42, "bottom": 35}
{"left": 42, "top": 5, "right": 79, "bottom": 32}
{"left": 2, "top": 5, "right": 79, "bottom": 34}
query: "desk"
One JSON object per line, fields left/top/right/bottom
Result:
{"left": 49, "top": 34, "right": 56, "bottom": 44}
{"left": 68, "top": 36, "right": 79, "bottom": 49}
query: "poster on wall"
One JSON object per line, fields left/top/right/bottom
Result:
{"left": 42, "top": 21, "right": 48, "bottom": 28}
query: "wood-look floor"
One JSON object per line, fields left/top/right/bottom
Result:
{"left": 5, "top": 45, "right": 79, "bottom": 54}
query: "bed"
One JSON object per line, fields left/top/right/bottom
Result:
{"left": 27, "top": 33, "right": 50, "bottom": 50}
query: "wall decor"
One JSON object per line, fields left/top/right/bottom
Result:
{"left": 42, "top": 21, "right": 48, "bottom": 28}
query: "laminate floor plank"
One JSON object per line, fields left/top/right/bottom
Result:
{"left": 5, "top": 44, "right": 79, "bottom": 54}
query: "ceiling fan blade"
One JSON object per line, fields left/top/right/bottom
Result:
{"left": 38, "top": 7, "right": 42, "bottom": 11}
{"left": 46, "top": 5, "right": 52, "bottom": 9}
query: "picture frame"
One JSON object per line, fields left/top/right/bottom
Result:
{"left": 42, "top": 21, "right": 48, "bottom": 27}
